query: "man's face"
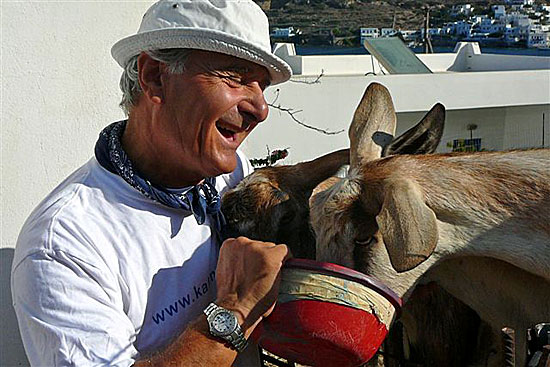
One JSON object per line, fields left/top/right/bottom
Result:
{"left": 154, "top": 50, "right": 270, "bottom": 185}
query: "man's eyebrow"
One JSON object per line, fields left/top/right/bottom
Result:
{"left": 222, "top": 65, "right": 251, "bottom": 74}
{"left": 222, "top": 64, "right": 271, "bottom": 87}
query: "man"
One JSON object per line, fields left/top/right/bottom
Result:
{"left": 11, "top": 0, "right": 292, "bottom": 365}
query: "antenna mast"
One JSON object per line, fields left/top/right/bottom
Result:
{"left": 424, "top": 6, "right": 434, "bottom": 53}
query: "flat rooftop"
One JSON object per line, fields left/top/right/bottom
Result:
{"left": 273, "top": 42, "right": 550, "bottom": 76}
{"left": 272, "top": 42, "right": 550, "bottom": 112}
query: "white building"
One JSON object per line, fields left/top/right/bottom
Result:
{"left": 380, "top": 28, "right": 397, "bottom": 37}
{"left": 271, "top": 27, "right": 298, "bottom": 38}
{"left": 452, "top": 4, "right": 474, "bottom": 16}
{"left": 428, "top": 28, "right": 444, "bottom": 36}
{"left": 471, "top": 15, "right": 488, "bottom": 24}
{"left": 266, "top": 41, "right": 549, "bottom": 160}
{"left": 527, "top": 31, "right": 549, "bottom": 48}
{"left": 360, "top": 27, "right": 380, "bottom": 43}
{"left": 493, "top": 5, "right": 506, "bottom": 19}
{"left": 477, "top": 18, "right": 506, "bottom": 34}
{"left": 500, "top": 13, "right": 534, "bottom": 40}
{"left": 542, "top": 6, "right": 550, "bottom": 22}
{"left": 504, "top": 12, "right": 531, "bottom": 27}
{"left": 504, "top": 24, "right": 519, "bottom": 42}
{"left": 505, "top": 0, "right": 534, "bottom": 5}
{"left": 451, "top": 21, "right": 474, "bottom": 37}
{"left": 399, "top": 30, "right": 418, "bottom": 41}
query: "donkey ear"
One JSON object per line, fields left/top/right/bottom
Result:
{"left": 349, "top": 83, "right": 397, "bottom": 167}
{"left": 383, "top": 103, "right": 445, "bottom": 157}
{"left": 376, "top": 178, "right": 438, "bottom": 272}
{"left": 282, "top": 149, "right": 349, "bottom": 196}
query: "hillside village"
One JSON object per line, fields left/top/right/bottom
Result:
{"left": 264, "top": 0, "right": 550, "bottom": 48}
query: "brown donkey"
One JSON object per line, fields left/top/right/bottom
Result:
{"left": 222, "top": 84, "right": 491, "bottom": 365}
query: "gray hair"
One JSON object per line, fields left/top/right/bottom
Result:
{"left": 118, "top": 48, "right": 192, "bottom": 115}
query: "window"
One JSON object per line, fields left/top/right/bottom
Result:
{"left": 452, "top": 138, "right": 482, "bottom": 152}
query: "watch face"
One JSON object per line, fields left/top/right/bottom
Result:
{"left": 212, "top": 311, "right": 237, "bottom": 336}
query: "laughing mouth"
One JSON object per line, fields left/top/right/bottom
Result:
{"left": 216, "top": 120, "right": 252, "bottom": 141}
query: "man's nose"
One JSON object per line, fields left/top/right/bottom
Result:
{"left": 239, "top": 82, "right": 269, "bottom": 124}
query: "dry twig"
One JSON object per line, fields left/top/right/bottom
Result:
{"left": 289, "top": 70, "right": 324, "bottom": 84}
{"left": 268, "top": 89, "right": 344, "bottom": 135}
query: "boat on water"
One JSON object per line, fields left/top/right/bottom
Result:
{"left": 242, "top": 42, "right": 550, "bottom": 164}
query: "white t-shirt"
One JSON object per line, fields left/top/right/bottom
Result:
{"left": 11, "top": 151, "right": 257, "bottom": 366}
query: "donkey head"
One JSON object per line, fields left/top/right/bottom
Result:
{"left": 311, "top": 82, "right": 445, "bottom": 273}
{"left": 222, "top": 149, "right": 349, "bottom": 259}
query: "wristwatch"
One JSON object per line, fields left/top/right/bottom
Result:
{"left": 203, "top": 302, "right": 248, "bottom": 352}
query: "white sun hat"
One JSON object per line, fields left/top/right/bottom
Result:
{"left": 111, "top": 0, "right": 292, "bottom": 85}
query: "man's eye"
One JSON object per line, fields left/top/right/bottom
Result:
{"left": 222, "top": 74, "right": 243, "bottom": 85}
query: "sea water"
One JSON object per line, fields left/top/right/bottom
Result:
{"left": 296, "top": 45, "right": 550, "bottom": 57}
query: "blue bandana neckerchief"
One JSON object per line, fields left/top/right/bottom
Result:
{"left": 94, "top": 120, "right": 226, "bottom": 234}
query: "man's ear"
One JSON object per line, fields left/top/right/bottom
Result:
{"left": 137, "top": 52, "right": 164, "bottom": 105}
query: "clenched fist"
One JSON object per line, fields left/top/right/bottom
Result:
{"left": 215, "top": 237, "right": 289, "bottom": 335}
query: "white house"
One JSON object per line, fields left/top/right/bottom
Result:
{"left": 528, "top": 28, "right": 550, "bottom": 48}
{"left": 451, "top": 21, "right": 474, "bottom": 37}
{"left": 399, "top": 30, "right": 418, "bottom": 40}
{"left": 452, "top": 4, "right": 474, "bottom": 16}
{"left": 493, "top": 5, "right": 506, "bottom": 19}
{"left": 271, "top": 27, "right": 299, "bottom": 38}
{"left": 442, "top": 23, "right": 455, "bottom": 35}
{"left": 505, "top": 0, "right": 534, "bottom": 5}
{"left": 504, "top": 24, "right": 519, "bottom": 42}
{"left": 478, "top": 18, "right": 506, "bottom": 34}
{"left": 512, "top": 13, "right": 530, "bottom": 27}
{"left": 471, "top": 15, "right": 489, "bottom": 24}
{"left": 380, "top": 28, "right": 397, "bottom": 37}
{"left": 360, "top": 27, "right": 380, "bottom": 43}
{"left": 428, "top": 28, "right": 444, "bottom": 36}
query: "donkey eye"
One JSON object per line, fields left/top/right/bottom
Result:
{"left": 280, "top": 211, "right": 295, "bottom": 226}
{"left": 354, "top": 237, "right": 375, "bottom": 246}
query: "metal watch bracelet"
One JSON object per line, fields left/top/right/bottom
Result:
{"left": 204, "top": 302, "right": 248, "bottom": 353}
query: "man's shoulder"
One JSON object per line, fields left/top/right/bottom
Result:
{"left": 14, "top": 158, "right": 137, "bottom": 266}
{"left": 22, "top": 158, "right": 119, "bottom": 225}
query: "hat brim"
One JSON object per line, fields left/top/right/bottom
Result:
{"left": 111, "top": 28, "right": 292, "bottom": 85}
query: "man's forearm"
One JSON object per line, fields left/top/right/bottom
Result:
{"left": 133, "top": 315, "right": 238, "bottom": 367}
{"left": 133, "top": 237, "right": 288, "bottom": 367}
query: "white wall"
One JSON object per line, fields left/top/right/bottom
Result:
{"left": 396, "top": 104, "right": 550, "bottom": 153}
{"left": 395, "top": 109, "right": 506, "bottom": 152}
{"left": 1, "top": 2, "right": 152, "bottom": 365}
{"left": 503, "top": 104, "right": 550, "bottom": 148}
{"left": 2, "top": 1, "right": 153, "bottom": 249}
{"left": 244, "top": 71, "right": 550, "bottom": 164}
{"left": 470, "top": 53, "right": 550, "bottom": 71}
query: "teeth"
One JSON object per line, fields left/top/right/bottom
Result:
{"left": 216, "top": 121, "right": 240, "bottom": 133}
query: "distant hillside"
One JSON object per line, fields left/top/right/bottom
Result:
{"left": 255, "top": 0, "right": 502, "bottom": 38}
